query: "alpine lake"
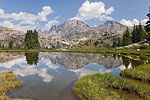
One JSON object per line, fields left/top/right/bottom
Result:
{"left": 0, "top": 52, "right": 149, "bottom": 100}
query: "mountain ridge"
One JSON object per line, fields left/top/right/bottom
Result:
{"left": 0, "top": 19, "right": 130, "bottom": 48}
{"left": 48, "top": 19, "right": 127, "bottom": 39}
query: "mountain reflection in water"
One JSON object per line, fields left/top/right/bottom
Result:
{"left": 0, "top": 52, "right": 148, "bottom": 100}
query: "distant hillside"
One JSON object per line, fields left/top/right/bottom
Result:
{"left": 0, "top": 19, "right": 132, "bottom": 49}
{"left": 0, "top": 26, "right": 25, "bottom": 47}
{"left": 47, "top": 19, "right": 128, "bottom": 41}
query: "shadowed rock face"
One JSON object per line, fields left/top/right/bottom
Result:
{"left": 48, "top": 19, "right": 128, "bottom": 40}
{"left": 0, "top": 26, "right": 25, "bottom": 47}
{"left": 40, "top": 53, "right": 123, "bottom": 70}
{"left": 0, "top": 52, "right": 25, "bottom": 63}
{"left": 0, "top": 19, "right": 129, "bottom": 49}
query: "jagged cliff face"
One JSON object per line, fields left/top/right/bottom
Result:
{"left": 40, "top": 53, "right": 123, "bottom": 70}
{"left": 48, "top": 19, "right": 128, "bottom": 40}
{"left": 0, "top": 26, "right": 71, "bottom": 48}
{"left": 0, "top": 26, "right": 25, "bottom": 47}
{"left": 49, "top": 19, "right": 89, "bottom": 39}
{"left": 0, "top": 19, "right": 129, "bottom": 48}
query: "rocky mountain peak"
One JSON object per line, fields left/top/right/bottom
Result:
{"left": 96, "top": 21, "right": 127, "bottom": 32}
{"left": 50, "top": 25, "right": 57, "bottom": 32}
{"left": 101, "top": 21, "right": 124, "bottom": 27}
{"left": 104, "top": 21, "right": 114, "bottom": 24}
{"left": 62, "top": 19, "right": 89, "bottom": 29}
{"left": 48, "top": 19, "right": 89, "bottom": 39}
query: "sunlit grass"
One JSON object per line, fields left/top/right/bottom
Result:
{"left": 73, "top": 73, "right": 150, "bottom": 100}
{"left": 120, "top": 64, "right": 150, "bottom": 82}
{"left": 0, "top": 72, "right": 31, "bottom": 100}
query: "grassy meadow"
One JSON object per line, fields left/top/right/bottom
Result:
{"left": 73, "top": 65, "right": 150, "bottom": 100}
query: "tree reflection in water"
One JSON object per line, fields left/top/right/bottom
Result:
{"left": 122, "top": 56, "right": 145, "bottom": 69}
{"left": 131, "top": 59, "right": 144, "bottom": 68}
{"left": 122, "top": 56, "right": 131, "bottom": 69}
{"left": 25, "top": 52, "right": 39, "bottom": 65}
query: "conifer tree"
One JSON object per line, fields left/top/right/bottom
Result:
{"left": 135, "top": 25, "right": 140, "bottom": 42}
{"left": 112, "top": 40, "right": 118, "bottom": 48}
{"left": 117, "top": 39, "right": 122, "bottom": 47}
{"left": 9, "top": 40, "right": 14, "bottom": 49}
{"left": 138, "top": 22, "right": 146, "bottom": 41}
{"left": 145, "top": 20, "right": 150, "bottom": 42}
{"left": 131, "top": 23, "right": 146, "bottom": 43}
{"left": 122, "top": 27, "right": 132, "bottom": 46}
{"left": 0, "top": 41, "right": 1, "bottom": 48}
{"left": 132, "top": 25, "right": 138, "bottom": 43}
{"left": 24, "top": 30, "right": 40, "bottom": 49}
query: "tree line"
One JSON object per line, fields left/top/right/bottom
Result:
{"left": 113, "top": 22, "right": 150, "bottom": 48}
{"left": 0, "top": 30, "right": 40, "bottom": 49}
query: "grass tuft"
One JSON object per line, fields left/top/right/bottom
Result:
{"left": 73, "top": 73, "right": 150, "bottom": 100}
{"left": 0, "top": 72, "right": 31, "bottom": 100}
{"left": 120, "top": 64, "right": 150, "bottom": 83}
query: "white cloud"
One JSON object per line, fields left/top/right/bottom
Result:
{"left": 38, "top": 6, "right": 54, "bottom": 21}
{"left": 0, "top": 9, "right": 37, "bottom": 25}
{"left": 0, "top": 6, "right": 58, "bottom": 31}
{"left": 0, "top": 20, "right": 39, "bottom": 31}
{"left": 74, "top": 0, "right": 114, "bottom": 21}
{"left": 0, "top": 6, "right": 53, "bottom": 24}
{"left": 141, "top": 19, "right": 149, "bottom": 25}
{"left": 43, "top": 20, "right": 58, "bottom": 30}
{"left": 0, "top": 57, "right": 58, "bottom": 83}
{"left": 120, "top": 19, "right": 148, "bottom": 26}
{"left": 70, "top": 63, "right": 126, "bottom": 78}
{"left": 0, "top": 8, "right": 4, "bottom": 15}
{"left": 105, "top": 7, "right": 114, "bottom": 15}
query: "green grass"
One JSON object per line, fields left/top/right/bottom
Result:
{"left": 0, "top": 72, "right": 31, "bottom": 100}
{"left": 120, "top": 64, "right": 150, "bottom": 82}
{"left": 0, "top": 47, "right": 150, "bottom": 56}
{"left": 73, "top": 73, "right": 150, "bottom": 100}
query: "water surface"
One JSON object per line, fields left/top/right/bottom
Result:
{"left": 0, "top": 52, "right": 148, "bottom": 100}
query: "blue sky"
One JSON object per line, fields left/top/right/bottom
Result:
{"left": 0, "top": 0, "right": 149, "bottom": 31}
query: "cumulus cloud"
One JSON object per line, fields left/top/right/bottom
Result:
{"left": 0, "top": 6, "right": 53, "bottom": 24}
{"left": 0, "top": 6, "right": 58, "bottom": 31}
{"left": 38, "top": 6, "right": 54, "bottom": 21}
{"left": 0, "top": 20, "right": 39, "bottom": 31}
{"left": 120, "top": 19, "right": 148, "bottom": 26}
{"left": 0, "top": 8, "right": 4, "bottom": 15}
{"left": 74, "top": 0, "right": 114, "bottom": 21}
{"left": 43, "top": 19, "right": 58, "bottom": 30}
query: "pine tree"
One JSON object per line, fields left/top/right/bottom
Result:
{"left": 0, "top": 41, "right": 1, "bottom": 48}
{"left": 117, "top": 39, "right": 122, "bottom": 47}
{"left": 138, "top": 22, "right": 146, "bottom": 41}
{"left": 135, "top": 25, "right": 140, "bottom": 42}
{"left": 122, "top": 27, "right": 132, "bottom": 46}
{"left": 16, "top": 44, "right": 21, "bottom": 49}
{"left": 145, "top": 20, "right": 150, "bottom": 42}
{"left": 9, "top": 40, "right": 14, "bottom": 49}
{"left": 94, "top": 40, "right": 99, "bottom": 47}
{"left": 24, "top": 30, "right": 32, "bottom": 49}
{"left": 24, "top": 30, "right": 40, "bottom": 49}
{"left": 112, "top": 40, "right": 118, "bottom": 48}
{"left": 132, "top": 25, "right": 138, "bottom": 43}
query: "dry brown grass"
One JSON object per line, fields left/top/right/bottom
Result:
{"left": 0, "top": 72, "right": 31, "bottom": 100}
